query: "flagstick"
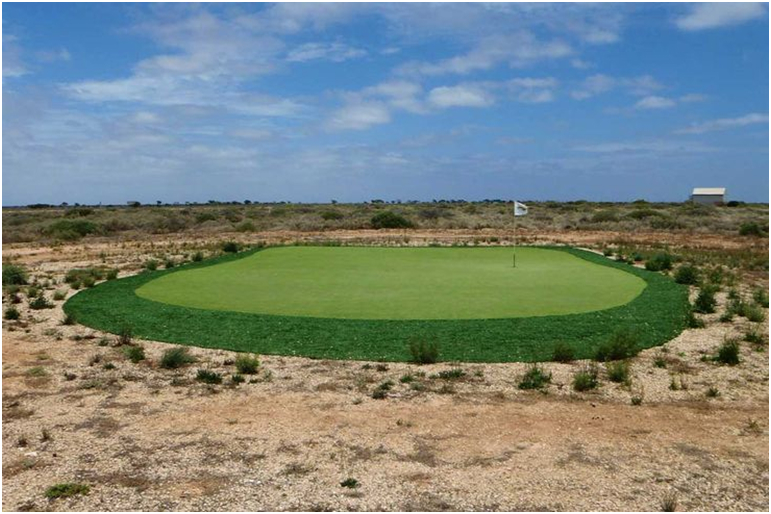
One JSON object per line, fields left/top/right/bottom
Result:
{"left": 513, "top": 204, "right": 517, "bottom": 268}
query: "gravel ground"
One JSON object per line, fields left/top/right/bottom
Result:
{"left": 2, "top": 234, "right": 768, "bottom": 511}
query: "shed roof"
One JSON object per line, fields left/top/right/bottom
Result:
{"left": 692, "top": 188, "right": 726, "bottom": 196}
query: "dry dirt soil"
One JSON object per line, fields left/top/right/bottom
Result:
{"left": 2, "top": 230, "right": 768, "bottom": 512}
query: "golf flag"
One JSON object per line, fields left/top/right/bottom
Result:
{"left": 514, "top": 201, "right": 528, "bottom": 217}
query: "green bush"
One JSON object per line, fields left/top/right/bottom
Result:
{"left": 692, "top": 285, "right": 718, "bottom": 314}
{"left": 551, "top": 342, "right": 575, "bottom": 362}
{"left": 518, "top": 364, "right": 552, "bottom": 390}
{"left": 408, "top": 338, "right": 439, "bottom": 364}
{"left": 752, "top": 288, "right": 769, "bottom": 308}
{"left": 192, "top": 251, "right": 204, "bottom": 262}
{"left": 685, "top": 308, "right": 705, "bottom": 328}
{"left": 196, "top": 369, "right": 222, "bottom": 384}
{"left": 572, "top": 365, "right": 599, "bottom": 392}
{"left": 321, "top": 210, "right": 345, "bottom": 221}
{"left": 2, "top": 264, "right": 28, "bottom": 286}
{"left": 53, "top": 290, "right": 67, "bottom": 301}
{"left": 164, "top": 258, "right": 176, "bottom": 269}
{"left": 605, "top": 360, "right": 630, "bottom": 384}
{"left": 591, "top": 210, "right": 619, "bottom": 223}
{"left": 106, "top": 269, "right": 118, "bottom": 280}
{"left": 45, "top": 482, "right": 90, "bottom": 499}
{"left": 160, "top": 347, "right": 197, "bottom": 369}
{"left": 29, "top": 296, "right": 53, "bottom": 310}
{"left": 713, "top": 339, "right": 740, "bottom": 365}
{"left": 4, "top": 306, "right": 20, "bottom": 320}
{"left": 122, "top": 345, "right": 145, "bottom": 363}
{"left": 340, "top": 478, "right": 359, "bottom": 489}
{"left": 644, "top": 253, "right": 674, "bottom": 272}
{"left": 235, "top": 354, "right": 260, "bottom": 374}
{"left": 62, "top": 312, "right": 77, "bottom": 326}
{"left": 222, "top": 241, "right": 239, "bottom": 253}
{"left": 430, "top": 368, "right": 465, "bottom": 380}
{"left": 744, "top": 303, "right": 765, "bottom": 323}
{"left": 594, "top": 328, "right": 639, "bottom": 362}
{"left": 144, "top": 259, "right": 159, "bottom": 271}
{"left": 44, "top": 219, "right": 99, "bottom": 240}
{"left": 739, "top": 222, "right": 765, "bottom": 237}
{"left": 231, "top": 373, "right": 245, "bottom": 385}
{"left": 674, "top": 264, "right": 700, "bottom": 285}
{"left": 371, "top": 211, "right": 414, "bottom": 229}
{"left": 235, "top": 221, "right": 256, "bottom": 232}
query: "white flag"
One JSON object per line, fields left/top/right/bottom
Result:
{"left": 514, "top": 201, "right": 528, "bottom": 217}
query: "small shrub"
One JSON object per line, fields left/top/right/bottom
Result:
{"left": 371, "top": 380, "right": 394, "bottom": 399}
{"left": 160, "top": 347, "right": 196, "bottom": 369}
{"left": 2, "top": 264, "right": 28, "bottom": 286}
{"left": 602, "top": 247, "right": 614, "bottom": 257}
{"left": 744, "top": 303, "right": 765, "bottom": 323}
{"left": 685, "top": 309, "right": 705, "bottom": 328}
{"left": 235, "top": 354, "right": 260, "bottom": 374}
{"left": 231, "top": 373, "right": 245, "bottom": 385}
{"left": 605, "top": 360, "right": 630, "bottom": 384}
{"left": 29, "top": 296, "right": 53, "bottom": 310}
{"left": 644, "top": 253, "right": 673, "bottom": 272}
{"left": 4, "top": 306, "right": 20, "bottom": 320}
{"left": 164, "top": 258, "right": 176, "bottom": 269}
{"left": 62, "top": 312, "right": 77, "bottom": 326}
{"left": 713, "top": 339, "right": 740, "bottom": 365}
{"left": 45, "top": 483, "right": 90, "bottom": 500}
{"left": 82, "top": 276, "right": 96, "bottom": 288}
{"left": 408, "top": 338, "right": 439, "bottom": 364}
{"left": 594, "top": 328, "right": 639, "bottom": 362}
{"left": 53, "top": 290, "right": 66, "bottom": 301}
{"left": 517, "top": 364, "right": 552, "bottom": 390}
{"left": 26, "top": 286, "right": 40, "bottom": 298}
{"left": 630, "top": 395, "right": 643, "bottom": 406}
{"left": 196, "top": 369, "right": 223, "bottom": 384}
{"left": 551, "top": 342, "right": 574, "bottom": 363}
{"left": 144, "top": 259, "right": 159, "bottom": 271}
{"left": 431, "top": 368, "right": 465, "bottom": 380}
{"left": 122, "top": 345, "right": 145, "bottom": 363}
{"left": 705, "top": 386, "right": 720, "bottom": 398}
{"left": 674, "top": 264, "right": 700, "bottom": 285}
{"left": 738, "top": 221, "right": 765, "bottom": 237}
{"left": 572, "top": 365, "right": 599, "bottom": 392}
{"left": 117, "top": 326, "right": 133, "bottom": 345}
{"left": 752, "top": 288, "right": 769, "bottom": 308}
{"left": 103, "top": 362, "right": 116, "bottom": 370}
{"left": 399, "top": 374, "right": 414, "bottom": 383}
{"left": 591, "top": 210, "right": 618, "bottom": 223}
{"left": 653, "top": 356, "right": 667, "bottom": 368}
{"left": 321, "top": 210, "right": 345, "bottom": 221}
{"left": 45, "top": 219, "right": 98, "bottom": 240}
{"left": 222, "top": 241, "right": 239, "bottom": 253}
{"left": 340, "top": 478, "right": 359, "bottom": 488}
{"left": 106, "top": 269, "right": 119, "bottom": 280}
{"left": 371, "top": 211, "right": 414, "bottom": 229}
{"left": 692, "top": 286, "right": 718, "bottom": 314}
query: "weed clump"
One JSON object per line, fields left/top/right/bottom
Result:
{"left": 45, "top": 483, "right": 90, "bottom": 499}
{"left": 144, "top": 259, "right": 159, "bottom": 271}
{"left": 196, "top": 369, "right": 222, "bottom": 384}
{"left": 644, "top": 253, "right": 674, "bottom": 272}
{"left": 222, "top": 241, "right": 239, "bottom": 253}
{"left": 4, "top": 306, "right": 20, "bottom": 320}
{"left": 160, "top": 347, "right": 196, "bottom": 369}
{"left": 594, "top": 328, "right": 639, "bottom": 362}
{"left": 572, "top": 365, "right": 599, "bottom": 392}
{"left": 235, "top": 354, "right": 260, "bottom": 374}
{"left": 517, "top": 365, "right": 552, "bottom": 390}
{"left": 674, "top": 264, "right": 700, "bottom": 285}
{"left": 408, "top": 338, "right": 439, "bottom": 364}
{"left": 122, "top": 346, "right": 145, "bottom": 364}
{"left": 605, "top": 360, "right": 630, "bottom": 384}
{"left": 692, "top": 285, "right": 718, "bottom": 314}
{"left": 430, "top": 368, "right": 465, "bottom": 380}
{"left": 2, "top": 264, "right": 28, "bottom": 286}
{"left": 340, "top": 478, "right": 359, "bottom": 488}
{"left": 29, "top": 296, "right": 53, "bottom": 310}
{"left": 713, "top": 339, "right": 740, "bottom": 365}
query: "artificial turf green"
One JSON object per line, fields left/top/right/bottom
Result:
{"left": 64, "top": 246, "right": 690, "bottom": 363}
{"left": 135, "top": 246, "right": 646, "bottom": 320}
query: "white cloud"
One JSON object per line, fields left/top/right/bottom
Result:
{"left": 634, "top": 96, "right": 676, "bottom": 110}
{"left": 364, "top": 80, "right": 425, "bottom": 113}
{"left": 570, "top": 58, "right": 593, "bottom": 69}
{"left": 679, "top": 93, "right": 708, "bottom": 103}
{"left": 571, "top": 74, "right": 664, "bottom": 100}
{"left": 675, "top": 113, "right": 769, "bottom": 134}
{"left": 327, "top": 101, "right": 391, "bottom": 130}
{"left": 676, "top": 3, "right": 767, "bottom": 31}
{"left": 507, "top": 77, "right": 558, "bottom": 103}
{"left": 286, "top": 42, "right": 367, "bottom": 63}
{"left": 573, "top": 140, "right": 714, "bottom": 154}
{"left": 427, "top": 84, "right": 494, "bottom": 108}
{"left": 397, "top": 32, "right": 571, "bottom": 77}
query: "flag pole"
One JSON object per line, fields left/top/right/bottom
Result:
{"left": 513, "top": 201, "right": 517, "bottom": 268}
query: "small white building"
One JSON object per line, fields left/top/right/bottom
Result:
{"left": 691, "top": 188, "right": 726, "bottom": 205}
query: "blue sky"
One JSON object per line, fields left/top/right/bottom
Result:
{"left": 3, "top": 2, "right": 769, "bottom": 205}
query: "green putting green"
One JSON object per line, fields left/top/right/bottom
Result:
{"left": 64, "top": 246, "right": 690, "bottom": 362}
{"left": 135, "top": 247, "right": 646, "bottom": 320}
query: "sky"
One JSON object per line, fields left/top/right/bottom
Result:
{"left": 2, "top": 2, "right": 769, "bottom": 205}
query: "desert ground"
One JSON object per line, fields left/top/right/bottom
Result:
{"left": 2, "top": 201, "right": 768, "bottom": 511}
